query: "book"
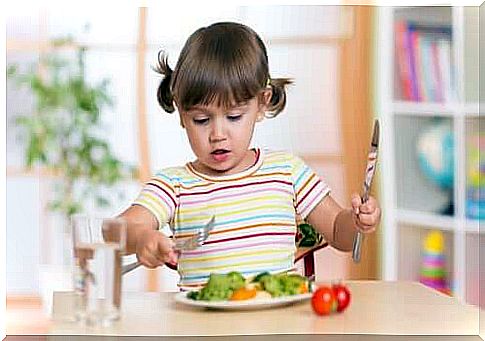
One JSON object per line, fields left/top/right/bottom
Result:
{"left": 438, "top": 38, "right": 453, "bottom": 103}
{"left": 420, "top": 35, "right": 435, "bottom": 101}
{"left": 395, "top": 21, "right": 413, "bottom": 100}
{"left": 411, "top": 29, "right": 425, "bottom": 101}
{"left": 431, "top": 40, "right": 443, "bottom": 102}
{"left": 394, "top": 21, "right": 453, "bottom": 103}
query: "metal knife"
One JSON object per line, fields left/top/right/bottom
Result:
{"left": 352, "top": 119, "right": 380, "bottom": 263}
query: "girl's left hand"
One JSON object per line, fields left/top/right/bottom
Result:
{"left": 350, "top": 193, "right": 381, "bottom": 234}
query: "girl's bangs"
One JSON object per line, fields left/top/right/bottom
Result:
{"left": 175, "top": 60, "right": 263, "bottom": 111}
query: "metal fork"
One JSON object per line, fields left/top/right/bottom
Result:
{"left": 121, "top": 216, "right": 215, "bottom": 275}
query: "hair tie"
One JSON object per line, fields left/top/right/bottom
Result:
{"left": 266, "top": 78, "right": 271, "bottom": 88}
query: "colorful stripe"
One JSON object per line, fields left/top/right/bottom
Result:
{"left": 133, "top": 148, "right": 330, "bottom": 286}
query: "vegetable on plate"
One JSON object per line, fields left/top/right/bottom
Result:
{"left": 187, "top": 271, "right": 310, "bottom": 302}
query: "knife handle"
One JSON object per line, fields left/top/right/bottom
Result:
{"left": 352, "top": 186, "right": 371, "bottom": 263}
{"left": 122, "top": 261, "right": 141, "bottom": 275}
{"left": 352, "top": 231, "right": 363, "bottom": 263}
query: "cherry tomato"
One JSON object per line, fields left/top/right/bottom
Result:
{"left": 332, "top": 283, "right": 351, "bottom": 312}
{"left": 311, "top": 286, "right": 336, "bottom": 315}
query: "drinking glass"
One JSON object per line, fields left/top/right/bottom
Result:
{"left": 71, "top": 214, "right": 126, "bottom": 326}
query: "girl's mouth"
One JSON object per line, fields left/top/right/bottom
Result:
{"left": 211, "top": 149, "right": 230, "bottom": 162}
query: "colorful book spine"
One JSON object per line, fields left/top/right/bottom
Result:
{"left": 405, "top": 23, "right": 419, "bottom": 101}
{"left": 438, "top": 38, "right": 453, "bottom": 103}
{"left": 431, "top": 40, "right": 443, "bottom": 102}
{"left": 411, "top": 30, "right": 426, "bottom": 101}
{"left": 394, "top": 21, "right": 453, "bottom": 103}
{"left": 395, "top": 21, "right": 413, "bottom": 100}
{"left": 420, "top": 35, "right": 434, "bottom": 101}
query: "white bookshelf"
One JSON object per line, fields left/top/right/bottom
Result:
{"left": 377, "top": 6, "right": 482, "bottom": 307}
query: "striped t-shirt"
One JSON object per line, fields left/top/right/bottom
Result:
{"left": 133, "top": 148, "right": 330, "bottom": 288}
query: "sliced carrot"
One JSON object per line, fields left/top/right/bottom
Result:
{"left": 230, "top": 287, "right": 257, "bottom": 301}
{"left": 299, "top": 282, "right": 308, "bottom": 294}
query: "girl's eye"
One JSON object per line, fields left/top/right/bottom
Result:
{"left": 227, "top": 114, "right": 243, "bottom": 122}
{"left": 193, "top": 118, "right": 209, "bottom": 125}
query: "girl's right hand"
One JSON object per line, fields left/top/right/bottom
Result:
{"left": 135, "top": 229, "right": 178, "bottom": 268}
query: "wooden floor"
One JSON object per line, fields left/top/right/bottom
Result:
{"left": 6, "top": 296, "right": 51, "bottom": 336}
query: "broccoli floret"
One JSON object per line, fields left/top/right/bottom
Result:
{"left": 260, "top": 273, "right": 307, "bottom": 297}
{"left": 187, "top": 290, "right": 199, "bottom": 300}
{"left": 226, "top": 271, "right": 245, "bottom": 290}
{"left": 252, "top": 271, "right": 271, "bottom": 283}
{"left": 195, "top": 272, "right": 246, "bottom": 301}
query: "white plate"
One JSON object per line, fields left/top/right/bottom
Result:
{"left": 174, "top": 291, "right": 312, "bottom": 311}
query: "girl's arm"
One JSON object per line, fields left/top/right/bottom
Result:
{"left": 306, "top": 194, "right": 380, "bottom": 252}
{"left": 117, "top": 205, "right": 158, "bottom": 254}
{"left": 116, "top": 205, "right": 177, "bottom": 267}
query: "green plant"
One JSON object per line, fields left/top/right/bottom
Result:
{"left": 7, "top": 38, "right": 137, "bottom": 219}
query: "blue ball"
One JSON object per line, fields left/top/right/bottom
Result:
{"left": 416, "top": 121, "right": 454, "bottom": 189}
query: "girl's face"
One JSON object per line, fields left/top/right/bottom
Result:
{"left": 179, "top": 94, "right": 270, "bottom": 176}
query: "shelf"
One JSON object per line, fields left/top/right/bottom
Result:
{"left": 464, "top": 219, "right": 482, "bottom": 233}
{"left": 379, "top": 6, "right": 481, "bottom": 306}
{"left": 392, "top": 101, "right": 456, "bottom": 116}
{"left": 392, "top": 101, "right": 479, "bottom": 117}
{"left": 396, "top": 209, "right": 457, "bottom": 231}
{"left": 396, "top": 209, "right": 484, "bottom": 234}
{"left": 463, "top": 103, "right": 480, "bottom": 116}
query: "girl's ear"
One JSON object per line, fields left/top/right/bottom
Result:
{"left": 257, "top": 89, "right": 272, "bottom": 120}
{"left": 260, "top": 88, "right": 272, "bottom": 108}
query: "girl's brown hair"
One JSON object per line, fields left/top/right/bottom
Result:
{"left": 155, "top": 22, "right": 292, "bottom": 118}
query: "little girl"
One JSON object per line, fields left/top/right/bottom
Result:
{"left": 120, "top": 22, "right": 381, "bottom": 289}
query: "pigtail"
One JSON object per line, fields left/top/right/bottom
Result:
{"left": 154, "top": 50, "right": 176, "bottom": 113}
{"left": 265, "top": 77, "right": 293, "bottom": 118}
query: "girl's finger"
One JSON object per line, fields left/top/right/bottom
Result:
{"left": 351, "top": 194, "right": 362, "bottom": 214}
{"left": 155, "top": 251, "right": 168, "bottom": 264}
{"left": 154, "top": 236, "right": 175, "bottom": 263}
{"left": 139, "top": 260, "right": 157, "bottom": 269}
{"left": 352, "top": 212, "right": 363, "bottom": 229}
{"left": 367, "top": 206, "right": 381, "bottom": 222}
{"left": 156, "top": 243, "right": 170, "bottom": 262}
{"left": 361, "top": 196, "right": 378, "bottom": 213}
{"left": 166, "top": 250, "right": 179, "bottom": 265}
{"left": 351, "top": 193, "right": 361, "bottom": 206}
{"left": 360, "top": 202, "right": 375, "bottom": 213}
{"left": 139, "top": 252, "right": 162, "bottom": 268}
{"left": 155, "top": 246, "right": 177, "bottom": 264}
{"left": 359, "top": 225, "right": 376, "bottom": 234}
{"left": 354, "top": 215, "right": 375, "bottom": 231}
{"left": 358, "top": 212, "right": 378, "bottom": 226}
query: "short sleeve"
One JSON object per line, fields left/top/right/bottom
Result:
{"left": 132, "top": 171, "right": 178, "bottom": 229}
{"left": 290, "top": 154, "right": 331, "bottom": 220}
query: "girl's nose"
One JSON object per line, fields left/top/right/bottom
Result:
{"left": 209, "top": 118, "right": 227, "bottom": 143}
